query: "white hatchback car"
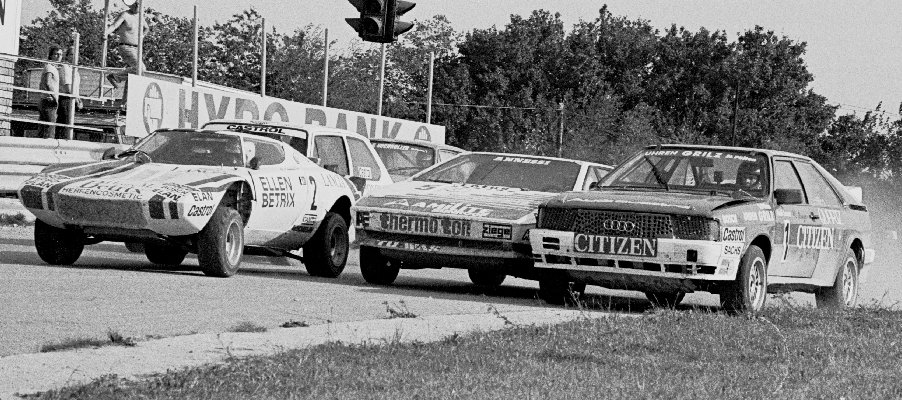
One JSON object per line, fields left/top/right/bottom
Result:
{"left": 203, "top": 120, "right": 393, "bottom": 195}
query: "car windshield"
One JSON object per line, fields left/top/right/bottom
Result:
{"left": 601, "top": 148, "right": 770, "bottom": 198}
{"left": 373, "top": 142, "right": 436, "bottom": 177}
{"left": 414, "top": 153, "right": 581, "bottom": 192}
{"left": 132, "top": 130, "right": 246, "bottom": 167}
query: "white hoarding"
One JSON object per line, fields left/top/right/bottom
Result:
{"left": 0, "top": 0, "right": 23, "bottom": 55}
{"left": 125, "top": 75, "right": 446, "bottom": 144}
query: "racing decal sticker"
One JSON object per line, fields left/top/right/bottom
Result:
{"left": 782, "top": 220, "right": 791, "bottom": 262}
{"left": 723, "top": 244, "right": 743, "bottom": 257}
{"left": 742, "top": 210, "right": 774, "bottom": 222}
{"left": 291, "top": 213, "right": 319, "bottom": 232}
{"left": 482, "top": 224, "right": 513, "bottom": 240}
{"left": 775, "top": 209, "right": 793, "bottom": 218}
{"left": 185, "top": 204, "right": 213, "bottom": 217}
{"left": 563, "top": 197, "right": 693, "bottom": 210}
{"left": 377, "top": 213, "right": 472, "bottom": 237}
{"left": 492, "top": 156, "right": 551, "bottom": 165}
{"left": 259, "top": 176, "right": 295, "bottom": 208}
{"left": 817, "top": 209, "right": 842, "bottom": 225}
{"left": 574, "top": 234, "right": 658, "bottom": 257}
{"left": 375, "top": 240, "right": 442, "bottom": 252}
{"left": 357, "top": 166, "right": 373, "bottom": 179}
{"left": 796, "top": 226, "right": 834, "bottom": 250}
{"left": 721, "top": 227, "right": 746, "bottom": 242}
{"left": 382, "top": 199, "right": 494, "bottom": 218}
{"left": 720, "top": 214, "right": 738, "bottom": 224}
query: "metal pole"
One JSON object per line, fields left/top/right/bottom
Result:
{"left": 261, "top": 18, "right": 267, "bottom": 97}
{"left": 426, "top": 51, "right": 434, "bottom": 124}
{"left": 322, "top": 29, "right": 329, "bottom": 107}
{"left": 192, "top": 5, "right": 198, "bottom": 87}
{"left": 67, "top": 33, "right": 81, "bottom": 140}
{"left": 377, "top": 42, "right": 386, "bottom": 116}
{"left": 136, "top": 0, "right": 144, "bottom": 76}
{"left": 557, "top": 102, "right": 564, "bottom": 158}
{"left": 732, "top": 80, "right": 740, "bottom": 146}
{"left": 101, "top": 0, "right": 110, "bottom": 68}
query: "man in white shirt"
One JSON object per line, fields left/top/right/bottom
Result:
{"left": 39, "top": 46, "right": 62, "bottom": 139}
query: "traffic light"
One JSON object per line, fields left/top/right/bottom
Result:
{"left": 346, "top": 0, "right": 416, "bottom": 43}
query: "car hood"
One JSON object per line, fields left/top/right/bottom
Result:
{"left": 545, "top": 189, "right": 766, "bottom": 217}
{"left": 27, "top": 159, "right": 248, "bottom": 192}
{"left": 356, "top": 180, "right": 561, "bottom": 221}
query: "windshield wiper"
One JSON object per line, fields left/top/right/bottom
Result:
{"left": 427, "top": 178, "right": 455, "bottom": 184}
{"left": 642, "top": 156, "right": 669, "bottom": 191}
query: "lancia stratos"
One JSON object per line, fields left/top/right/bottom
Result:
{"left": 352, "top": 152, "right": 612, "bottom": 288}
{"left": 18, "top": 128, "right": 359, "bottom": 278}
{"left": 529, "top": 145, "right": 874, "bottom": 313}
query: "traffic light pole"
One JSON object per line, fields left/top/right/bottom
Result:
{"left": 377, "top": 42, "right": 386, "bottom": 116}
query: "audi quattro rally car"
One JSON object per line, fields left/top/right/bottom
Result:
{"left": 202, "top": 120, "right": 392, "bottom": 195}
{"left": 370, "top": 138, "right": 465, "bottom": 181}
{"left": 353, "top": 152, "right": 613, "bottom": 288}
{"left": 529, "top": 145, "right": 874, "bottom": 313}
{"left": 18, "top": 128, "right": 358, "bottom": 278}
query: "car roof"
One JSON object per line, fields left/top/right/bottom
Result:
{"left": 370, "top": 137, "right": 465, "bottom": 153}
{"left": 468, "top": 151, "right": 613, "bottom": 169}
{"left": 203, "top": 119, "right": 372, "bottom": 140}
{"left": 648, "top": 144, "right": 812, "bottom": 162}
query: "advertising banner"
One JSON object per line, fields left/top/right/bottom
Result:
{"left": 125, "top": 75, "right": 445, "bottom": 144}
{"left": 1, "top": 0, "right": 23, "bottom": 56}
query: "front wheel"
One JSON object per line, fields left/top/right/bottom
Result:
{"left": 359, "top": 246, "right": 400, "bottom": 285}
{"left": 468, "top": 269, "right": 506, "bottom": 290}
{"left": 720, "top": 245, "right": 767, "bottom": 314}
{"left": 645, "top": 291, "right": 686, "bottom": 308}
{"left": 815, "top": 249, "right": 859, "bottom": 309}
{"left": 34, "top": 219, "right": 84, "bottom": 265}
{"left": 198, "top": 207, "right": 244, "bottom": 277}
{"left": 145, "top": 241, "right": 188, "bottom": 266}
{"left": 304, "top": 212, "right": 349, "bottom": 278}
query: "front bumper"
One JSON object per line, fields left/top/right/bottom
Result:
{"left": 355, "top": 230, "right": 531, "bottom": 264}
{"left": 529, "top": 228, "right": 740, "bottom": 281}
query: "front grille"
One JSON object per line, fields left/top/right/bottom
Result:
{"left": 539, "top": 207, "right": 714, "bottom": 240}
{"left": 58, "top": 197, "right": 146, "bottom": 226}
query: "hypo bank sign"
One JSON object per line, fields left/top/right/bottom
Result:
{"left": 125, "top": 74, "right": 445, "bottom": 144}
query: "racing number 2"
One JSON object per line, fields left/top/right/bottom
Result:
{"left": 309, "top": 176, "right": 318, "bottom": 210}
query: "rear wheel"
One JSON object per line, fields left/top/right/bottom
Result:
{"left": 645, "top": 291, "right": 686, "bottom": 308}
{"left": 815, "top": 249, "right": 859, "bottom": 309}
{"left": 359, "top": 246, "right": 400, "bottom": 285}
{"left": 34, "top": 219, "right": 84, "bottom": 265}
{"left": 145, "top": 241, "right": 188, "bottom": 266}
{"left": 124, "top": 241, "right": 144, "bottom": 252}
{"left": 468, "top": 269, "right": 506, "bottom": 290}
{"left": 721, "top": 245, "right": 767, "bottom": 314}
{"left": 303, "top": 212, "right": 349, "bottom": 278}
{"left": 538, "top": 274, "right": 585, "bottom": 306}
{"left": 198, "top": 207, "right": 244, "bottom": 277}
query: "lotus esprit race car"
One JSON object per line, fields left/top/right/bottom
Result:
{"left": 18, "top": 128, "right": 359, "bottom": 278}
{"left": 529, "top": 145, "right": 875, "bottom": 313}
{"left": 352, "top": 152, "right": 613, "bottom": 288}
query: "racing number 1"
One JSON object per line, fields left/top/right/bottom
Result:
{"left": 309, "top": 176, "right": 318, "bottom": 210}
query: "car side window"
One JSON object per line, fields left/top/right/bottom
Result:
{"left": 244, "top": 138, "right": 285, "bottom": 166}
{"left": 312, "top": 135, "right": 350, "bottom": 175}
{"left": 582, "top": 166, "right": 609, "bottom": 190}
{"left": 774, "top": 160, "right": 806, "bottom": 203}
{"left": 438, "top": 149, "right": 460, "bottom": 162}
{"left": 346, "top": 137, "right": 382, "bottom": 180}
{"left": 795, "top": 161, "right": 843, "bottom": 207}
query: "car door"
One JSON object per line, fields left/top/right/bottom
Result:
{"left": 769, "top": 158, "right": 823, "bottom": 277}
{"left": 243, "top": 138, "right": 308, "bottom": 246}
{"left": 310, "top": 135, "right": 351, "bottom": 176}
{"left": 793, "top": 161, "right": 845, "bottom": 278}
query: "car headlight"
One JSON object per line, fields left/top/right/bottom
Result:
{"left": 708, "top": 219, "right": 721, "bottom": 241}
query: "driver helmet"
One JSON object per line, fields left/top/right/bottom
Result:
{"left": 736, "top": 161, "right": 762, "bottom": 189}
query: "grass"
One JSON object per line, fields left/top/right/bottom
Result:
{"left": 383, "top": 300, "right": 417, "bottom": 319}
{"left": 229, "top": 322, "right": 267, "bottom": 333}
{"left": 28, "top": 305, "right": 902, "bottom": 399}
{"left": 39, "top": 330, "right": 136, "bottom": 353}
{"left": 0, "top": 212, "right": 30, "bottom": 226}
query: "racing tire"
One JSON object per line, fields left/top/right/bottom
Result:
{"left": 468, "top": 269, "right": 506, "bottom": 290}
{"left": 124, "top": 241, "right": 144, "bottom": 252}
{"left": 644, "top": 291, "right": 686, "bottom": 308}
{"left": 721, "top": 245, "right": 768, "bottom": 314}
{"left": 303, "top": 212, "right": 349, "bottom": 278}
{"left": 198, "top": 207, "right": 244, "bottom": 278}
{"left": 815, "top": 249, "right": 859, "bottom": 309}
{"left": 145, "top": 241, "right": 188, "bottom": 266}
{"left": 34, "top": 219, "right": 84, "bottom": 265}
{"left": 538, "top": 275, "right": 586, "bottom": 306}
{"left": 359, "top": 246, "right": 400, "bottom": 285}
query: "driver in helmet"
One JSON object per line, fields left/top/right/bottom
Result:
{"left": 736, "top": 161, "right": 763, "bottom": 191}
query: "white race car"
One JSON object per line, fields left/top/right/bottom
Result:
{"left": 18, "top": 128, "right": 359, "bottom": 278}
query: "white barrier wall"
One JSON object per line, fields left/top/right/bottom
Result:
{"left": 0, "top": 137, "right": 127, "bottom": 194}
{"left": 125, "top": 75, "right": 446, "bottom": 144}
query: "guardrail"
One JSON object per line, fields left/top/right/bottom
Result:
{"left": 0, "top": 136, "right": 128, "bottom": 196}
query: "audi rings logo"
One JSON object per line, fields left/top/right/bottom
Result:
{"left": 602, "top": 219, "right": 636, "bottom": 233}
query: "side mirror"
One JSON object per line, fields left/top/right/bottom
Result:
{"left": 101, "top": 147, "right": 120, "bottom": 160}
{"left": 588, "top": 182, "right": 600, "bottom": 190}
{"left": 248, "top": 156, "right": 260, "bottom": 170}
{"left": 308, "top": 157, "right": 321, "bottom": 166}
{"left": 323, "top": 164, "right": 339, "bottom": 173}
{"left": 774, "top": 188, "right": 804, "bottom": 205}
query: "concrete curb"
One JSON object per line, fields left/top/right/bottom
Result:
{"left": 0, "top": 308, "right": 618, "bottom": 399}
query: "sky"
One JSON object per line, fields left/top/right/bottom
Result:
{"left": 21, "top": 0, "right": 902, "bottom": 119}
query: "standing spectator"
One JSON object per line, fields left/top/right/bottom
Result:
{"left": 38, "top": 46, "right": 62, "bottom": 139}
{"left": 104, "top": 0, "right": 148, "bottom": 90}
{"left": 57, "top": 46, "right": 82, "bottom": 139}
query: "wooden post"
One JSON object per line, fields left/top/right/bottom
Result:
{"left": 136, "top": 0, "right": 144, "bottom": 76}
{"left": 426, "top": 51, "right": 434, "bottom": 124}
{"left": 322, "top": 29, "right": 329, "bottom": 107}
{"left": 66, "top": 32, "right": 81, "bottom": 140}
{"left": 101, "top": 0, "right": 110, "bottom": 68}
{"left": 192, "top": 5, "right": 198, "bottom": 87}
